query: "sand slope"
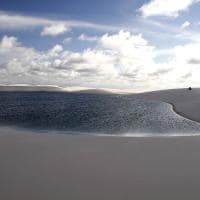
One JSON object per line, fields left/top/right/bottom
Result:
{"left": 1, "top": 132, "right": 200, "bottom": 200}
{"left": 131, "top": 88, "right": 200, "bottom": 123}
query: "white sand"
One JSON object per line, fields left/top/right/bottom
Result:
{"left": 1, "top": 129, "right": 200, "bottom": 200}
{"left": 132, "top": 88, "right": 200, "bottom": 123}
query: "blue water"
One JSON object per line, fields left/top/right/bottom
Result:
{"left": 0, "top": 92, "right": 200, "bottom": 136}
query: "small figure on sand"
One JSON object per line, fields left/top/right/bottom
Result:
{"left": 188, "top": 87, "right": 192, "bottom": 91}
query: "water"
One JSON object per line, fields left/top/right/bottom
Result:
{"left": 0, "top": 92, "right": 200, "bottom": 136}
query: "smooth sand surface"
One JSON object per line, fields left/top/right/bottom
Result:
{"left": 1, "top": 130, "right": 200, "bottom": 200}
{"left": 132, "top": 88, "right": 200, "bottom": 123}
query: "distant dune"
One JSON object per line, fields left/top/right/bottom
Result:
{"left": 130, "top": 88, "right": 200, "bottom": 123}
{"left": 0, "top": 85, "right": 63, "bottom": 92}
{"left": 0, "top": 86, "right": 115, "bottom": 94}
{"left": 72, "top": 89, "right": 113, "bottom": 94}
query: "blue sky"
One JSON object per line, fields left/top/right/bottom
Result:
{"left": 1, "top": 0, "right": 200, "bottom": 92}
{"left": 0, "top": 0, "right": 144, "bottom": 50}
{"left": 0, "top": 0, "right": 142, "bottom": 21}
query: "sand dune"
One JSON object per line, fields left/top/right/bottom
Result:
{"left": 0, "top": 85, "right": 63, "bottom": 92}
{"left": 1, "top": 131, "right": 200, "bottom": 200}
{"left": 131, "top": 88, "right": 200, "bottom": 123}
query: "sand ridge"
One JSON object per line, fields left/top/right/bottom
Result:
{"left": 130, "top": 88, "right": 200, "bottom": 123}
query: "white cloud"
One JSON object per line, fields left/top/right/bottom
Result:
{"left": 166, "top": 43, "right": 200, "bottom": 85}
{"left": 63, "top": 37, "right": 72, "bottom": 44}
{"left": 98, "top": 30, "right": 150, "bottom": 53}
{"left": 139, "top": 0, "right": 198, "bottom": 18}
{"left": 181, "top": 21, "right": 191, "bottom": 29}
{"left": 0, "top": 35, "right": 19, "bottom": 49}
{"left": 78, "top": 34, "right": 99, "bottom": 42}
{"left": 138, "top": 17, "right": 200, "bottom": 44}
{"left": 1, "top": 32, "right": 200, "bottom": 91}
{"left": 0, "top": 35, "right": 119, "bottom": 88}
{"left": 0, "top": 11, "right": 119, "bottom": 36}
{"left": 48, "top": 45, "right": 63, "bottom": 56}
{"left": 41, "top": 23, "right": 70, "bottom": 36}
{"left": 97, "top": 30, "right": 158, "bottom": 81}
{"left": 0, "top": 11, "right": 50, "bottom": 29}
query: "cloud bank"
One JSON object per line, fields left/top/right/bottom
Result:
{"left": 1, "top": 30, "right": 200, "bottom": 91}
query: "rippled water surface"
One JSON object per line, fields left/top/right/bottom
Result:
{"left": 0, "top": 92, "right": 200, "bottom": 136}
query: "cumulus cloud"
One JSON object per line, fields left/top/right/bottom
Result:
{"left": 0, "top": 35, "right": 19, "bottom": 49}
{"left": 139, "top": 0, "right": 198, "bottom": 18}
{"left": 0, "top": 35, "right": 118, "bottom": 87}
{"left": 63, "top": 37, "right": 72, "bottom": 44}
{"left": 78, "top": 34, "right": 99, "bottom": 42}
{"left": 41, "top": 23, "right": 70, "bottom": 36}
{"left": 161, "top": 42, "right": 200, "bottom": 86}
{"left": 181, "top": 21, "right": 191, "bottom": 29}
{"left": 188, "top": 58, "right": 200, "bottom": 64}
{"left": 1, "top": 31, "right": 200, "bottom": 91}
{"left": 0, "top": 32, "right": 155, "bottom": 89}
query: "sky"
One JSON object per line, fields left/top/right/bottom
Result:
{"left": 1, "top": 0, "right": 200, "bottom": 92}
